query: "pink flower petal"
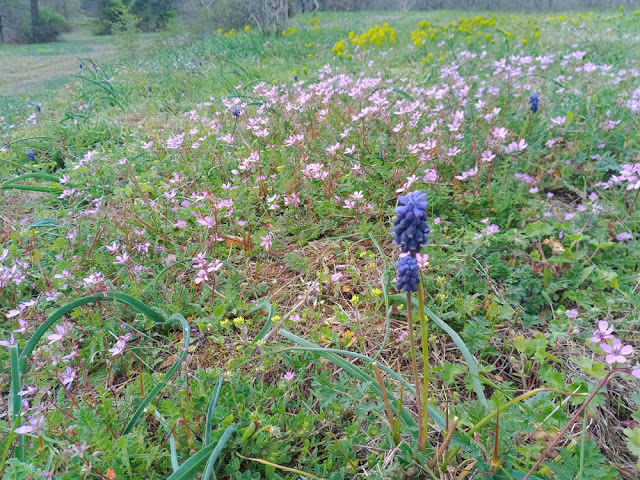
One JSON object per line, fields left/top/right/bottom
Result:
{"left": 620, "top": 345, "right": 634, "bottom": 356}
{"left": 600, "top": 343, "right": 613, "bottom": 353}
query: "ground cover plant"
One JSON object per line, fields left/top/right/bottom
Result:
{"left": 2, "top": 7, "right": 640, "bottom": 479}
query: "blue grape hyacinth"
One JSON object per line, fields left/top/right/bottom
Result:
{"left": 392, "top": 191, "right": 430, "bottom": 253}
{"left": 27, "top": 150, "right": 35, "bottom": 161}
{"left": 396, "top": 255, "right": 421, "bottom": 293}
{"left": 529, "top": 92, "right": 539, "bottom": 113}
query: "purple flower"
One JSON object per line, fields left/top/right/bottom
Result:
{"left": 283, "top": 371, "right": 296, "bottom": 380}
{"left": 566, "top": 309, "right": 579, "bottom": 319}
{"left": 600, "top": 338, "right": 633, "bottom": 364}
{"left": 15, "top": 415, "right": 45, "bottom": 435}
{"left": 416, "top": 253, "right": 429, "bottom": 268}
{"left": 60, "top": 366, "right": 76, "bottom": 387}
{"left": 0, "top": 334, "right": 16, "bottom": 348}
{"left": 616, "top": 232, "right": 633, "bottom": 241}
{"left": 485, "top": 224, "right": 500, "bottom": 235}
{"left": 47, "top": 325, "right": 66, "bottom": 344}
{"left": 108, "top": 334, "right": 131, "bottom": 356}
{"left": 330, "top": 272, "right": 343, "bottom": 283}
{"left": 260, "top": 234, "right": 273, "bottom": 251}
{"left": 589, "top": 321, "right": 614, "bottom": 343}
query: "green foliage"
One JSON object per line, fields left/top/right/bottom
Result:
{"left": 96, "top": 0, "right": 139, "bottom": 34}
{"left": 32, "top": 7, "right": 70, "bottom": 42}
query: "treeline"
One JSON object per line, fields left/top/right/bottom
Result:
{"left": 1, "top": 0, "right": 639, "bottom": 44}
{"left": 0, "top": 0, "right": 179, "bottom": 43}
{"left": 298, "top": 0, "right": 640, "bottom": 10}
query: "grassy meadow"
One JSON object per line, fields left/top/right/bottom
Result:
{"left": 2, "top": 7, "right": 640, "bottom": 480}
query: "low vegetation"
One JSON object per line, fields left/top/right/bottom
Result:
{"left": 2, "top": 7, "right": 640, "bottom": 480}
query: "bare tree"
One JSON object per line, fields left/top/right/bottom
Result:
{"left": 248, "top": 0, "right": 289, "bottom": 35}
{"left": 398, "top": 0, "right": 416, "bottom": 12}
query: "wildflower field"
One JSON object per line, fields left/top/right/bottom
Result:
{"left": 2, "top": 7, "right": 640, "bottom": 480}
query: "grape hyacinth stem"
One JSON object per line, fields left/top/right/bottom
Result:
{"left": 417, "top": 279, "right": 429, "bottom": 450}
{"left": 406, "top": 291, "right": 423, "bottom": 451}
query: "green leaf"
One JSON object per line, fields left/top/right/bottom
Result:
{"left": 571, "top": 357, "right": 608, "bottom": 380}
{"left": 524, "top": 222, "right": 553, "bottom": 238}
{"left": 624, "top": 427, "right": 640, "bottom": 470}
{"left": 577, "top": 265, "right": 596, "bottom": 286}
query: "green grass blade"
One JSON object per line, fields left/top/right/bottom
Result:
{"left": 205, "top": 377, "right": 224, "bottom": 446}
{"left": 201, "top": 424, "right": 237, "bottom": 480}
{"left": 0, "top": 184, "right": 63, "bottom": 193}
{"left": 389, "top": 293, "right": 488, "bottom": 408}
{"left": 123, "top": 313, "right": 190, "bottom": 434}
{"left": 167, "top": 424, "right": 237, "bottom": 480}
{"left": 154, "top": 410, "right": 179, "bottom": 472}
{"left": 8, "top": 346, "right": 24, "bottom": 463}
{"left": 248, "top": 301, "right": 274, "bottom": 345}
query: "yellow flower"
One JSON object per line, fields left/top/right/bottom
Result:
{"left": 245, "top": 25, "right": 250, "bottom": 32}
{"left": 220, "top": 319, "right": 232, "bottom": 327}
{"left": 371, "top": 288, "right": 382, "bottom": 297}
{"left": 272, "top": 315, "right": 281, "bottom": 322}
{"left": 233, "top": 316, "right": 245, "bottom": 326}
{"left": 350, "top": 295, "right": 360, "bottom": 305}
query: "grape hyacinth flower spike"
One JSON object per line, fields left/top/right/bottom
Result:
{"left": 529, "top": 92, "right": 539, "bottom": 113}
{"left": 392, "top": 190, "right": 430, "bottom": 253}
{"left": 396, "top": 255, "right": 421, "bottom": 293}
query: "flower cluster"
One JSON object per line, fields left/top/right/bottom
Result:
{"left": 529, "top": 92, "right": 540, "bottom": 113}
{"left": 395, "top": 255, "right": 421, "bottom": 293}
{"left": 392, "top": 191, "right": 430, "bottom": 253}
{"left": 590, "top": 321, "right": 640, "bottom": 377}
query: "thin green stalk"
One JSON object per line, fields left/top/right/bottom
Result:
{"left": 406, "top": 291, "right": 423, "bottom": 451}
{"left": 417, "top": 281, "right": 429, "bottom": 450}
{"left": 578, "top": 409, "right": 588, "bottom": 479}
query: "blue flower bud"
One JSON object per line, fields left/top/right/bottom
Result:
{"left": 27, "top": 150, "right": 35, "bottom": 161}
{"left": 396, "top": 255, "right": 421, "bottom": 293}
{"left": 392, "top": 191, "right": 430, "bottom": 253}
{"left": 529, "top": 92, "right": 539, "bottom": 113}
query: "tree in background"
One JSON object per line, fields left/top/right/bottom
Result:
{"left": 96, "top": 0, "right": 138, "bottom": 34}
{"left": 0, "top": 0, "right": 69, "bottom": 43}
{"left": 130, "top": 0, "right": 179, "bottom": 32}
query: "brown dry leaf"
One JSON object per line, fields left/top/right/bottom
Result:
{"left": 543, "top": 237, "right": 565, "bottom": 254}
{"left": 342, "top": 284, "right": 352, "bottom": 292}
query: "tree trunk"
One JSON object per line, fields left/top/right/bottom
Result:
{"left": 30, "top": 0, "right": 40, "bottom": 39}
{"left": 31, "top": 0, "right": 40, "bottom": 25}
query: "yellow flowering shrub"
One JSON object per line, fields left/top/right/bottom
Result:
{"left": 332, "top": 23, "right": 396, "bottom": 57}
